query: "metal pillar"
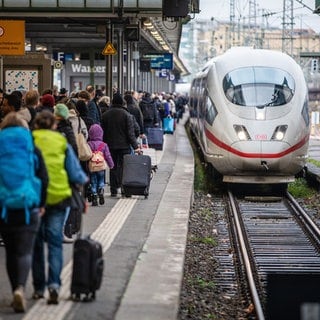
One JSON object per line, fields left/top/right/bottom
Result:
{"left": 117, "top": 28, "right": 124, "bottom": 94}
{"left": 282, "top": 0, "right": 294, "bottom": 56}
{"left": 126, "top": 41, "right": 132, "bottom": 91}
{"left": 89, "top": 49, "right": 95, "bottom": 87}
{"left": 105, "top": 21, "right": 113, "bottom": 98}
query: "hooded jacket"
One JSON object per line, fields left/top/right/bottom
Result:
{"left": 88, "top": 124, "right": 114, "bottom": 169}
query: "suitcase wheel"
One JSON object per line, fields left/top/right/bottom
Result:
{"left": 71, "top": 292, "right": 96, "bottom": 302}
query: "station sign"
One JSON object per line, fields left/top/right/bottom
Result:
{"left": 53, "top": 52, "right": 65, "bottom": 63}
{"left": 143, "top": 53, "right": 173, "bottom": 70}
{"left": 0, "top": 20, "right": 25, "bottom": 55}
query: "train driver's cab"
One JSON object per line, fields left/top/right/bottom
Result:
{"left": 223, "top": 67, "right": 295, "bottom": 108}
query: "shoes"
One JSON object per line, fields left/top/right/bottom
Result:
{"left": 98, "top": 188, "right": 105, "bottom": 205}
{"left": 121, "top": 192, "right": 131, "bottom": 198}
{"left": 110, "top": 193, "right": 117, "bottom": 197}
{"left": 12, "top": 286, "right": 26, "bottom": 313}
{"left": 47, "top": 288, "right": 59, "bottom": 305}
{"left": 32, "top": 291, "right": 44, "bottom": 300}
{"left": 92, "top": 194, "right": 98, "bottom": 206}
{"left": 63, "top": 234, "right": 74, "bottom": 244}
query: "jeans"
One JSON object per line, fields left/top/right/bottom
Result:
{"left": 0, "top": 210, "right": 40, "bottom": 292}
{"left": 90, "top": 170, "right": 105, "bottom": 194}
{"left": 32, "top": 206, "right": 68, "bottom": 293}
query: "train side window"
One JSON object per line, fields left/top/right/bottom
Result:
{"left": 205, "top": 97, "right": 217, "bottom": 125}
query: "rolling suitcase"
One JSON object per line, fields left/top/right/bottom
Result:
{"left": 146, "top": 127, "right": 164, "bottom": 150}
{"left": 121, "top": 154, "right": 152, "bottom": 198}
{"left": 70, "top": 235, "right": 104, "bottom": 301}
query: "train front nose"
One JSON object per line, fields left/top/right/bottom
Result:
{"left": 228, "top": 141, "right": 293, "bottom": 173}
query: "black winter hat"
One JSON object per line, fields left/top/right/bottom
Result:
{"left": 112, "top": 93, "right": 124, "bottom": 106}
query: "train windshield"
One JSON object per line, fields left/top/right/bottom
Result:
{"left": 223, "top": 67, "right": 295, "bottom": 107}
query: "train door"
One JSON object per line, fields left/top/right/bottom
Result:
{"left": 197, "top": 78, "right": 207, "bottom": 151}
{"left": 189, "top": 78, "right": 199, "bottom": 134}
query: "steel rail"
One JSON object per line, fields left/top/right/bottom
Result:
{"left": 228, "top": 190, "right": 265, "bottom": 320}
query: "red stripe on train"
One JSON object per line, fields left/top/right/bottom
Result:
{"left": 205, "top": 128, "right": 309, "bottom": 159}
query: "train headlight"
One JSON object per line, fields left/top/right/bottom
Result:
{"left": 233, "top": 125, "right": 251, "bottom": 140}
{"left": 271, "top": 125, "right": 287, "bottom": 141}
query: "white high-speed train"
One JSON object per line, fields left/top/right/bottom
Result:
{"left": 189, "top": 47, "right": 310, "bottom": 184}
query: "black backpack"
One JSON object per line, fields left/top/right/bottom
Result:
{"left": 141, "top": 101, "right": 155, "bottom": 122}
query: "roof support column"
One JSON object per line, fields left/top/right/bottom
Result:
{"left": 105, "top": 20, "right": 113, "bottom": 98}
{"left": 116, "top": 27, "right": 124, "bottom": 94}
{"left": 126, "top": 41, "right": 132, "bottom": 91}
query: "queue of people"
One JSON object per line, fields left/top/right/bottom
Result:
{"left": 0, "top": 85, "right": 188, "bottom": 314}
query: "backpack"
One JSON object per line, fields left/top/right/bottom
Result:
{"left": 141, "top": 102, "right": 155, "bottom": 122}
{"left": 0, "top": 127, "right": 41, "bottom": 224}
{"left": 88, "top": 143, "right": 107, "bottom": 172}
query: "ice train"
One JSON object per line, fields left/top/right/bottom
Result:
{"left": 189, "top": 47, "right": 310, "bottom": 184}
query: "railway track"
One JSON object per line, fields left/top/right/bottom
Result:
{"left": 227, "top": 190, "right": 320, "bottom": 320}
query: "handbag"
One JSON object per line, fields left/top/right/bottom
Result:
{"left": 70, "top": 184, "right": 86, "bottom": 214}
{"left": 76, "top": 117, "right": 92, "bottom": 161}
{"left": 65, "top": 184, "right": 86, "bottom": 237}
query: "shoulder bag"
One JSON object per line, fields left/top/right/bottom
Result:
{"left": 76, "top": 117, "right": 92, "bottom": 161}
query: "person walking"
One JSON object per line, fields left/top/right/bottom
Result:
{"left": 124, "top": 93, "right": 144, "bottom": 137}
{"left": 0, "top": 93, "right": 28, "bottom": 127}
{"left": 86, "top": 86, "right": 101, "bottom": 124}
{"left": 54, "top": 103, "right": 78, "bottom": 156}
{"left": 31, "top": 111, "right": 88, "bottom": 305}
{"left": 139, "top": 92, "right": 159, "bottom": 133}
{"left": 0, "top": 112, "right": 48, "bottom": 313}
{"left": 101, "top": 93, "right": 140, "bottom": 197}
{"left": 87, "top": 124, "right": 114, "bottom": 206}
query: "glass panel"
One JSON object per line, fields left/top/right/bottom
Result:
{"left": 139, "top": 0, "right": 162, "bottom": 8}
{"left": 59, "top": 0, "right": 84, "bottom": 7}
{"left": 4, "top": 0, "right": 29, "bottom": 6}
{"left": 86, "top": 0, "right": 111, "bottom": 7}
{"left": 32, "top": 0, "right": 57, "bottom": 7}
{"left": 124, "top": 0, "right": 137, "bottom": 7}
{"left": 223, "top": 67, "right": 295, "bottom": 107}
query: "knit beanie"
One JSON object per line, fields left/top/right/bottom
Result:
{"left": 41, "top": 94, "right": 55, "bottom": 108}
{"left": 54, "top": 103, "right": 69, "bottom": 119}
{"left": 112, "top": 93, "right": 124, "bottom": 106}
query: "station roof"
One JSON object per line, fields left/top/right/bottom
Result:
{"left": 0, "top": 1, "right": 199, "bottom": 76}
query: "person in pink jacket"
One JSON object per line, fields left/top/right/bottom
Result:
{"left": 87, "top": 124, "right": 114, "bottom": 206}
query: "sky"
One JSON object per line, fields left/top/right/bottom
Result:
{"left": 194, "top": 0, "right": 320, "bottom": 32}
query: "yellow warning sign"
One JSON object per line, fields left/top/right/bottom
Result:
{"left": 102, "top": 41, "right": 117, "bottom": 55}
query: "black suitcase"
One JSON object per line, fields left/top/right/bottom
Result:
{"left": 70, "top": 235, "right": 104, "bottom": 301}
{"left": 121, "top": 154, "right": 152, "bottom": 198}
{"left": 146, "top": 127, "right": 164, "bottom": 150}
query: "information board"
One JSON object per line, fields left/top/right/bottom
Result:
{"left": 143, "top": 53, "right": 173, "bottom": 70}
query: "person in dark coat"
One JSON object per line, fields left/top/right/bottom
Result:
{"left": 87, "top": 87, "right": 102, "bottom": 125}
{"left": 75, "top": 99, "right": 94, "bottom": 131}
{"left": 100, "top": 93, "right": 140, "bottom": 197}
{"left": 124, "top": 93, "right": 144, "bottom": 137}
{"left": 139, "top": 92, "right": 159, "bottom": 133}
{"left": 54, "top": 103, "right": 78, "bottom": 156}
{"left": 98, "top": 95, "right": 110, "bottom": 115}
